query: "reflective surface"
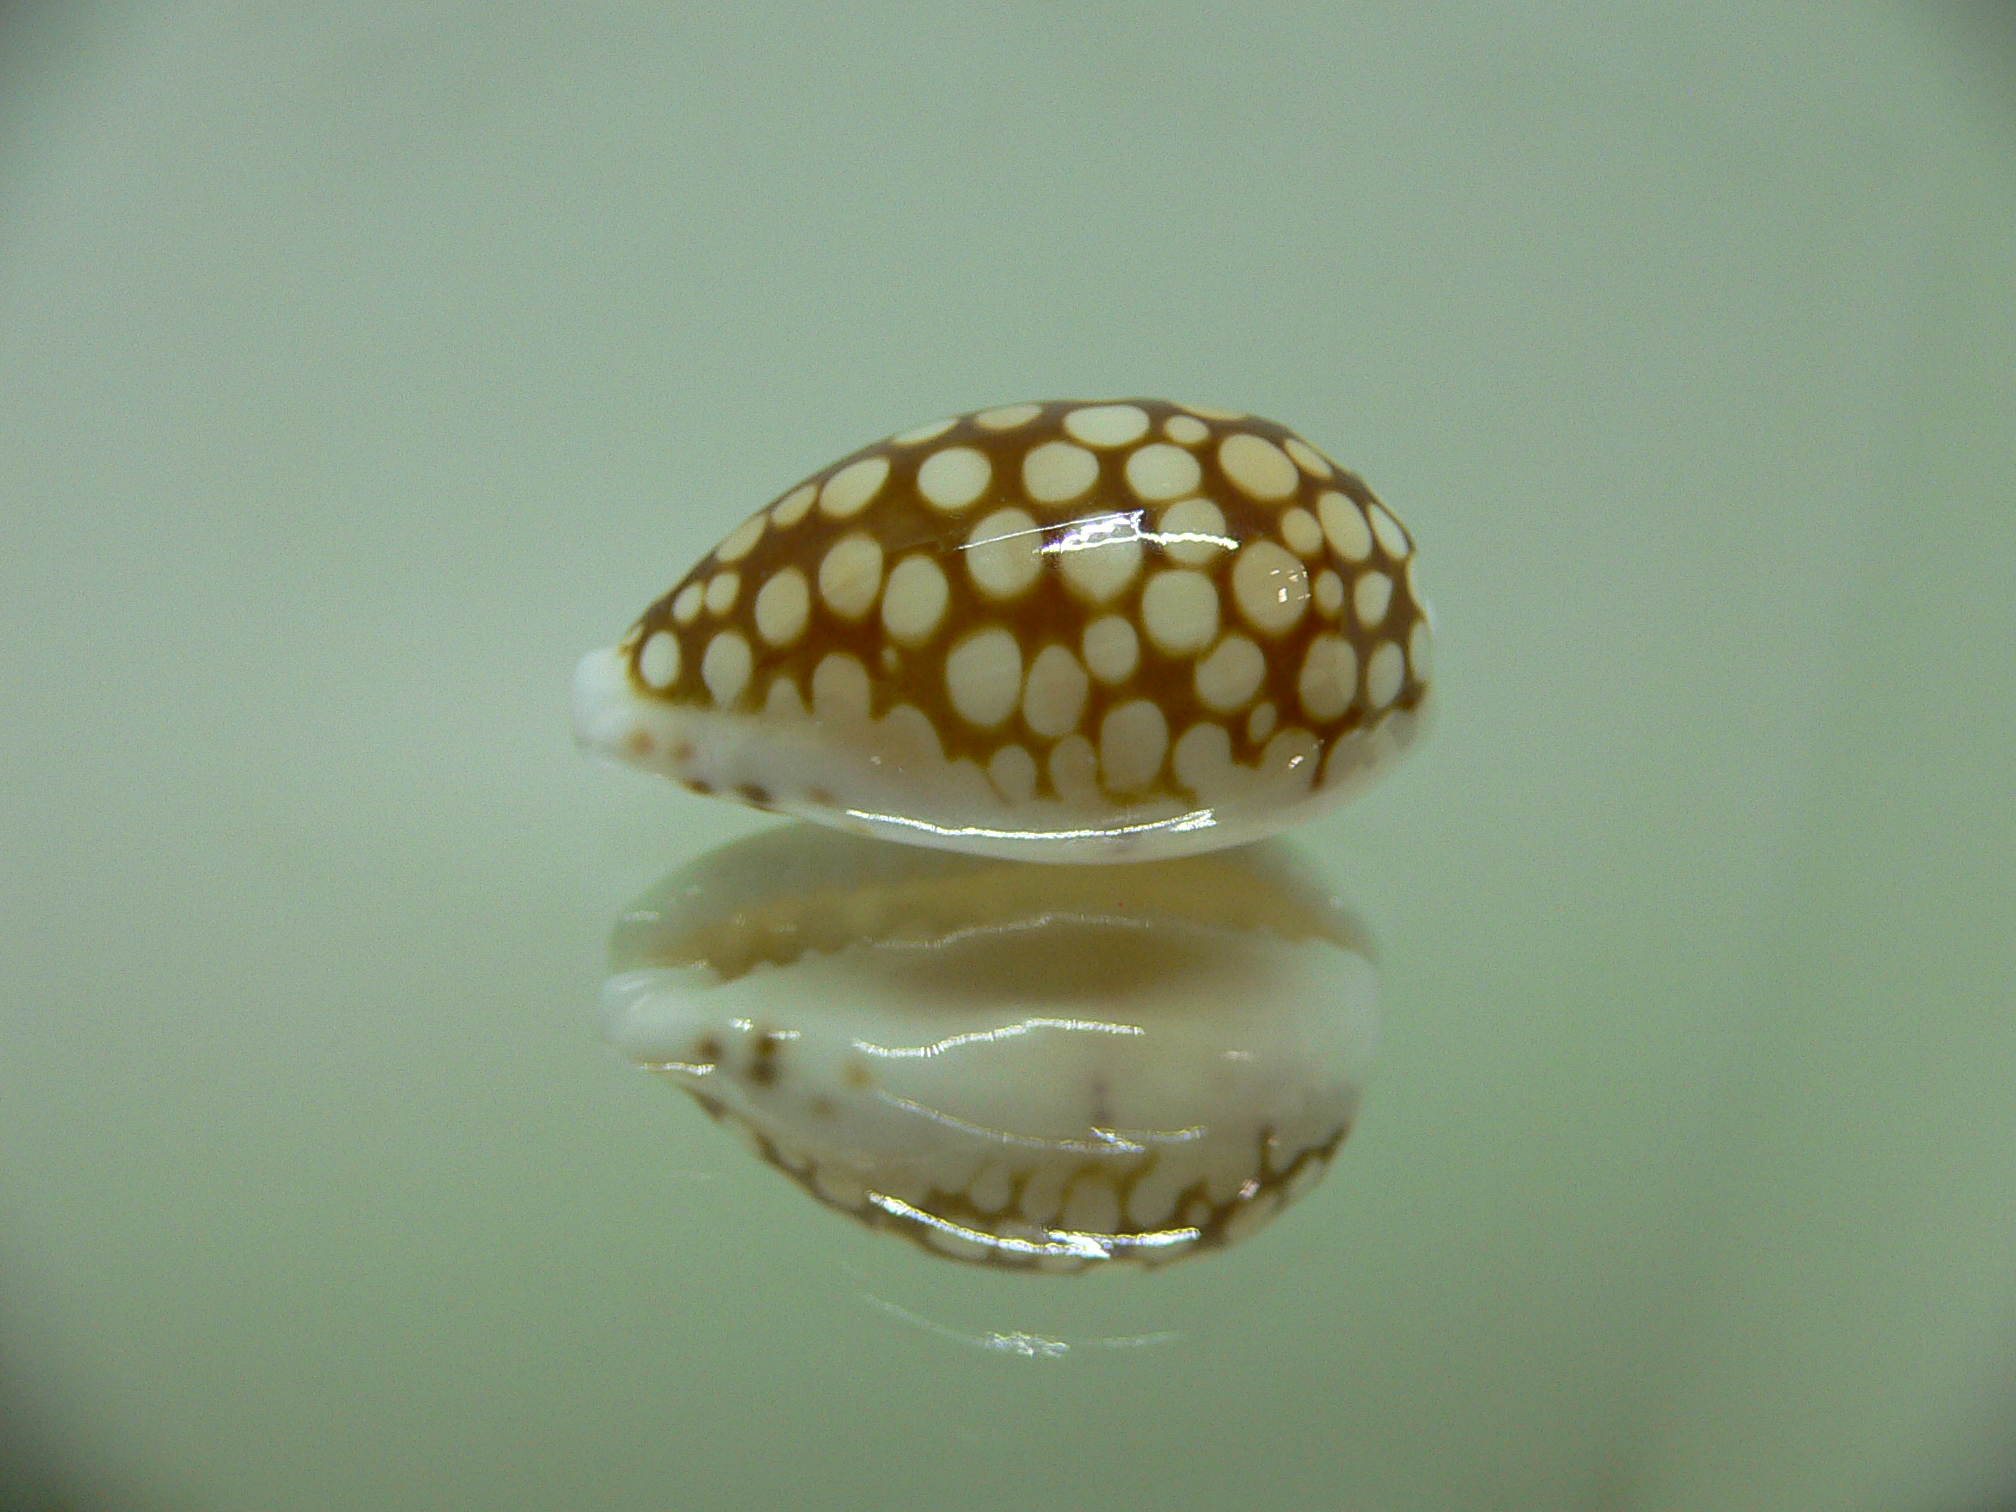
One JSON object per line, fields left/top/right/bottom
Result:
{"left": 2, "top": 5, "right": 2013, "bottom": 1511}
{"left": 604, "top": 827, "right": 1375, "bottom": 1268}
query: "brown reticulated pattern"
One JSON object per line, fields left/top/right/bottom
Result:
{"left": 683, "top": 1085, "right": 1351, "bottom": 1272}
{"left": 625, "top": 400, "right": 1429, "bottom": 807}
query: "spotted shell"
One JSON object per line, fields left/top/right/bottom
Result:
{"left": 572, "top": 400, "right": 1430, "bottom": 862}
{"left": 604, "top": 824, "right": 1376, "bottom": 1270}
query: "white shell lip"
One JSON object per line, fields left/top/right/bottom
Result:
{"left": 572, "top": 643, "right": 1430, "bottom": 863}
{"left": 602, "top": 823, "right": 1378, "bottom": 1270}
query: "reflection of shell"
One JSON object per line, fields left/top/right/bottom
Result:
{"left": 603, "top": 825, "right": 1377, "bottom": 1270}
{"left": 572, "top": 399, "right": 1429, "bottom": 862}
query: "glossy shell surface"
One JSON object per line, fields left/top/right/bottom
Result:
{"left": 573, "top": 400, "right": 1430, "bottom": 862}
{"left": 603, "top": 825, "right": 1377, "bottom": 1270}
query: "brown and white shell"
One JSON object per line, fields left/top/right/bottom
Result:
{"left": 572, "top": 400, "right": 1430, "bottom": 862}
{"left": 604, "top": 824, "right": 1377, "bottom": 1270}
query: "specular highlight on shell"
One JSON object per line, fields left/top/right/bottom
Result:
{"left": 573, "top": 400, "right": 1430, "bottom": 861}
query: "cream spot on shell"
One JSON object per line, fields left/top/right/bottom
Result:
{"left": 977, "top": 403, "right": 1042, "bottom": 431}
{"left": 893, "top": 416, "right": 956, "bottom": 445}
{"left": 1081, "top": 615, "right": 1139, "bottom": 685}
{"left": 1164, "top": 414, "right": 1210, "bottom": 446}
{"left": 1125, "top": 442, "right": 1202, "bottom": 502}
{"left": 771, "top": 483, "right": 817, "bottom": 528}
{"left": 701, "top": 631, "right": 752, "bottom": 708}
{"left": 1318, "top": 492, "right": 1372, "bottom": 561}
{"left": 964, "top": 507, "right": 1044, "bottom": 600}
{"left": 819, "top": 455, "right": 890, "bottom": 519}
{"left": 945, "top": 627, "right": 1024, "bottom": 729}
{"left": 988, "top": 743, "right": 1037, "bottom": 803}
{"left": 1298, "top": 635, "right": 1359, "bottom": 721}
{"left": 672, "top": 583, "right": 704, "bottom": 625}
{"left": 1062, "top": 1178, "right": 1120, "bottom": 1235}
{"left": 1021, "top": 441, "right": 1099, "bottom": 505}
{"left": 1018, "top": 1167, "right": 1068, "bottom": 1226}
{"left": 1410, "top": 618, "right": 1434, "bottom": 683}
{"left": 1099, "top": 699, "right": 1168, "bottom": 791}
{"left": 1314, "top": 569, "right": 1345, "bottom": 617}
{"left": 1063, "top": 403, "right": 1150, "bottom": 448}
{"left": 705, "top": 571, "right": 740, "bottom": 617}
{"left": 1365, "top": 641, "right": 1405, "bottom": 710}
{"left": 818, "top": 533, "right": 885, "bottom": 620}
{"left": 969, "top": 1161, "right": 1013, "bottom": 1214}
{"left": 1280, "top": 507, "right": 1323, "bottom": 557}
{"left": 765, "top": 675, "right": 806, "bottom": 720}
{"left": 1262, "top": 726, "right": 1321, "bottom": 791}
{"left": 1193, "top": 634, "right": 1266, "bottom": 713}
{"left": 1247, "top": 702, "right": 1277, "bottom": 744}
{"left": 1049, "top": 733, "right": 1099, "bottom": 805}
{"left": 1156, "top": 497, "right": 1231, "bottom": 566}
{"left": 1284, "top": 437, "right": 1334, "bottom": 478}
{"left": 1367, "top": 501, "right": 1411, "bottom": 558}
{"left": 876, "top": 704, "right": 944, "bottom": 768}
{"left": 1173, "top": 721, "right": 1233, "bottom": 797}
{"left": 1022, "top": 644, "right": 1090, "bottom": 739}
{"left": 1055, "top": 515, "right": 1143, "bottom": 604}
{"left": 715, "top": 515, "right": 765, "bottom": 564}
{"left": 880, "top": 554, "right": 949, "bottom": 645}
{"left": 1230, "top": 541, "right": 1311, "bottom": 636}
{"left": 753, "top": 566, "right": 810, "bottom": 647}
{"left": 1107, "top": 1196, "right": 1188, "bottom": 1257}
{"left": 1320, "top": 729, "right": 1363, "bottom": 791}
{"left": 638, "top": 631, "right": 681, "bottom": 689}
{"left": 1354, "top": 570, "right": 1393, "bottom": 629}
{"left": 1141, "top": 569, "right": 1220, "bottom": 656}
{"left": 917, "top": 446, "right": 992, "bottom": 512}
{"left": 1219, "top": 433, "right": 1299, "bottom": 502}
{"left": 1180, "top": 402, "right": 1246, "bottom": 421}
{"left": 812, "top": 652, "right": 872, "bottom": 726}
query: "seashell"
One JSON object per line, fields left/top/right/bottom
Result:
{"left": 573, "top": 400, "right": 1430, "bottom": 862}
{"left": 602, "top": 823, "right": 1377, "bottom": 1271}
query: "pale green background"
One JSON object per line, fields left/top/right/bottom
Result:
{"left": 2, "top": 4, "right": 2013, "bottom": 1510}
